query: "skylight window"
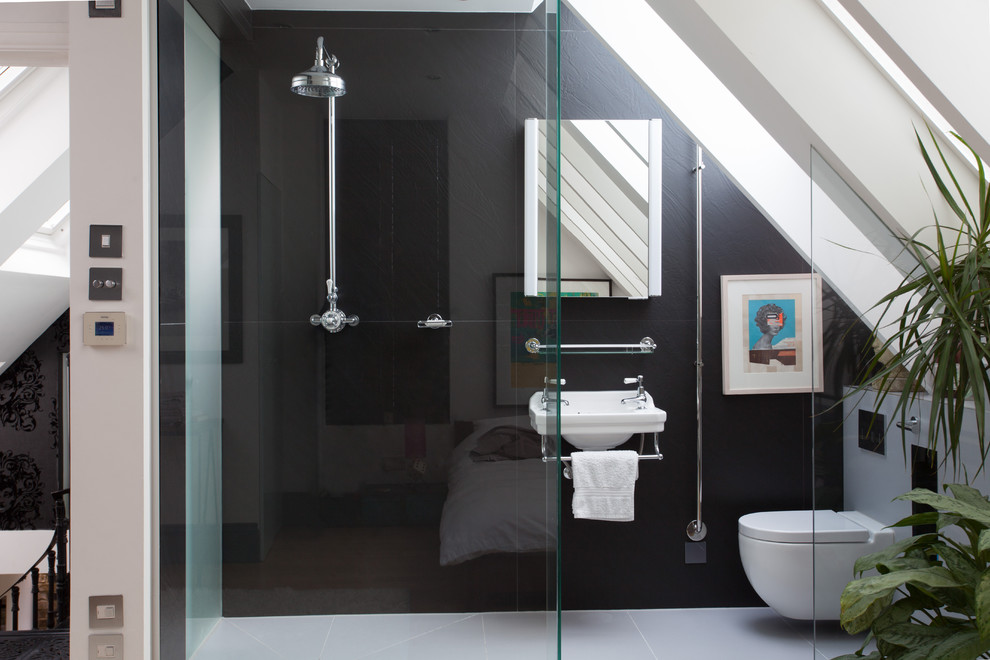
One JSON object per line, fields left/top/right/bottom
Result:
{"left": 37, "top": 201, "right": 70, "bottom": 235}
{"left": 817, "top": 0, "right": 963, "bottom": 160}
{"left": 0, "top": 66, "right": 29, "bottom": 100}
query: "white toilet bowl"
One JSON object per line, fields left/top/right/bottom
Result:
{"left": 738, "top": 510, "right": 894, "bottom": 620}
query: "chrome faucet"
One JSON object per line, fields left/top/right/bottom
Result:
{"left": 621, "top": 375, "right": 647, "bottom": 408}
{"left": 541, "top": 377, "right": 568, "bottom": 410}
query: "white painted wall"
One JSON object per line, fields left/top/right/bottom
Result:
{"left": 843, "top": 389, "right": 990, "bottom": 542}
{"left": 67, "top": 0, "right": 152, "bottom": 657}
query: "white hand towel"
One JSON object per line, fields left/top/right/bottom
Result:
{"left": 570, "top": 450, "right": 639, "bottom": 522}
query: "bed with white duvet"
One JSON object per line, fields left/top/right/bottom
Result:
{"left": 439, "top": 417, "right": 556, "bottom": 566}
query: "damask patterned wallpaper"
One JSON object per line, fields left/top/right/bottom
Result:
{"left": 0, "top": 310, "right": 68, "bottom": 530}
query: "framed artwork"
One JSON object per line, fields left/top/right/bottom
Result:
{"left": 159, "top": 215, "right": 243, "bottom": 364}
{"left": 494, "top": 273, "right": 551, "bottom": 405}
{"left": 720, "top": 273, "right": 823, "bottom": 395}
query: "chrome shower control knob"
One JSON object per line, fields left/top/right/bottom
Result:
{"left": 309, "top": 314, "right": 323, "bottom": 327}
{"left": 318, "top": 309, "right": 359, "bottom": 333}
{"left": 321, "top": 309, "right": 346, "bottom": 333}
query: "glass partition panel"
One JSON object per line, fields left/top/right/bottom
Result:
{"left": 552, "top": 1, "right": 838, "bottom": 657}
{"left": 160, "top": 1, "right": 562, "bottom": 656}
{"left": 183, "top": 3, "right": 223, "bottom": 653}
{"left": 157, "top": 1, "right": 224, "bottom": 657}
{"left": 810, "top": 147, "right": 914, "bottom": 657}
{"left": 175, "top": 2, "right": 565, "bottom": 658}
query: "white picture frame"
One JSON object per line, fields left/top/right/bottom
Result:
{"left": 721, "top": 273, "right": 823, "bottom": 395}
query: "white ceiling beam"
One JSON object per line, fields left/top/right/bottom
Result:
{"left": 243, "top": 0, "right": 542, "bottom": 12}
{"left": 0, "top": 3, "right": 68, "bottom": 66}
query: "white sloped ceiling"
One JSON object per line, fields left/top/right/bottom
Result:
{"left": 0, "top": 66, "right": 70, "bottom": 377}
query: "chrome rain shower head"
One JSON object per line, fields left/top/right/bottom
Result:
{"left": 290, "top": 36, "right": 346, "bottom": 98}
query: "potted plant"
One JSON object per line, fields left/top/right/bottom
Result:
{"left": 834, "top": 129, "right": 990, "bottom": 658}
{"left": 835, "top": 485, "right": 990, "bottom": 659}
{"left": 854, "top": 127, "right": 990, "bottom": 472}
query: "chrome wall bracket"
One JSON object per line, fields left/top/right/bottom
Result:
{"left": 686, "top": 519, "right": 708, "bottom": 542}
{"left": 417, "top": 313, "right": 453, "bottom": 329}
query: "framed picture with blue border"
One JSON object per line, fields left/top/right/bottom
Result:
{"left": 720, "top": 273, "right": 823, "bottom": 395}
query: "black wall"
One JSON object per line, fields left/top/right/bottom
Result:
{"left": 212, "top": 4, "right": 868, "bottom": 613}
{"left": 0, "top": 311, "right": 67, "bottom": 531}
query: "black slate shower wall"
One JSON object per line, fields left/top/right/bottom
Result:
{"left": 213, "top": 4, "right": 867, "bottom": 612}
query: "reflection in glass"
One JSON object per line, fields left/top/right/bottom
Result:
{"left": 525, "top": 119, "right": 662, "bottom": 298}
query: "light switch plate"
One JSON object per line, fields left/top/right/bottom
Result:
{"left": 90, "top": 595, "right": 123, "bottom": 628}
{"left": 89, "top": 225, "right": 123, "bottom": 258}
{"left": 88, "top": 1, "right": 121, "bottom": 18}
{"left": 89, "top": 267, "right": 123, "bottom": 301}
{"left": 90, "top": 634, "right": 123, "bottom": 659}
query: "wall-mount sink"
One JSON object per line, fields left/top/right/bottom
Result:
{"left": 528, "top": 389, "right": 667, "bottom": 451}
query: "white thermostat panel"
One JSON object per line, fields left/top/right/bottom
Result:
{"left": 83, "top": 312, "right": 127, "bottom": 346}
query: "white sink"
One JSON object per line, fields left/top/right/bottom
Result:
{"left": 528, "top": 389, "right": 667, "bottom": 451}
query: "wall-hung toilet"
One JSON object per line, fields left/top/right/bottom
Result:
{"left": 738, "top": 510, "right": 894, "bottom": 620}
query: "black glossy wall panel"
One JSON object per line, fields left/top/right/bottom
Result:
{"left": 201, "top": 3, "right": 869, "bottom": 618}
{"left": 326, "top": 120, "right": 450, "bottom": 425}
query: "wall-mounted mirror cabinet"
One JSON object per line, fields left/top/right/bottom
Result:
{"left": 524, "top": 118, "right": 662, "bottom": 298}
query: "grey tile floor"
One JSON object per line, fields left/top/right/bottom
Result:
{"left": 192, "top": 607, "right": 865, "bottom": 659}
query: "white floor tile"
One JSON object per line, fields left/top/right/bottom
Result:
{"left": 193, "top": 618, "right": 282, "bottom": 660}
{"left": 561, "top": 610, "right": 656, "bottom": 660}
{"left": 802, "top": 620, "right": 868, "bottom": 659}
{"left": 195, "top": 607, "right": 866, "bottom": 659}
{"left": 631, "top": 607, "right": 815, "bottom": 660}
{"left": 320, "top": 612, "right": 480, "bottom": 660}
{"left": 227, "top": 615, "right": 335, "bottom": 660}
{"left": 483, "top": 611, "right": 557, "bottom": 660}
{"left": 359, "top": 614, "right": 486, "bottom": 660}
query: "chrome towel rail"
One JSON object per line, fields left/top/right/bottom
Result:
{"left": 542, "top": 433, "right": 663, "bottom": 479}
{"left": 525, "top": 336, "right": 656, "bottom": 355}
{"left": 687, "top": 145, "right": 707, "bottom": 542}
